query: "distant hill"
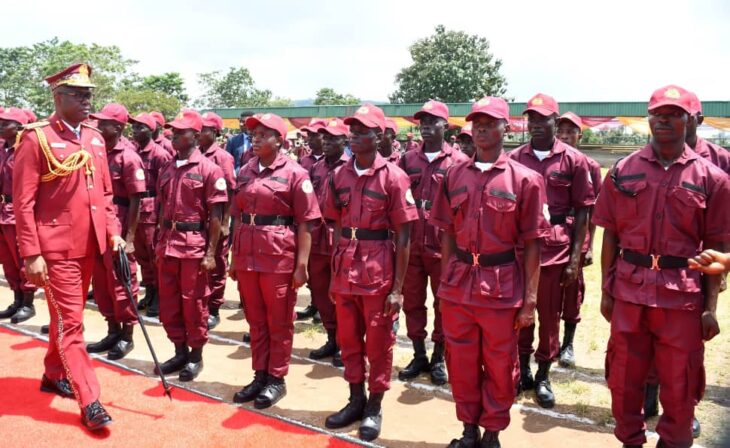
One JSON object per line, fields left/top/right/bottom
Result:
{"left": 293, "top": 99, "right": 388, "bottom": 107}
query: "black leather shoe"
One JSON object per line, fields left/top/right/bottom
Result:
{"left": 518, "top": 354, "right": 534, "bottom": 393}
{"left": 0, "top": 290, "right": 22, "bottom": 319}
{"left": 86, "top": 322, "right": 122, "bottom": 353}
{"left": 296, "top": 304, "right": 317, "bottom": 320}
{"left": 534, "top": 362, "right": 555, "bottom": 409}
{"left": 154, "top": 344, "right": 189, "bottom": 375}
{"left": 233, "top": 371, "right": 268, "bottom": 403}
{"left": 325, "top": 383, "right": 366, "bottom": 429}
{"left": 358, "top": 392, "right": 383, "bottom": 442}
{"left": 312, "top": 311, "right": 322, "bottom": 324}
{"left": 40, "top": 324, "right": 49, "bottom": 334}
{"left": 207, "top": 313, "right": 220, "bottom": 330}
{"left": 242, "top": 332, "right": 251, "bottom": 343}
{"left": 86, "top": 289, "right": 95, "bottom": 303}
{"left": 398, "top": 339, "right": 430, "bottom": 381}
{"left": 558, "top": 322, "right": 577, "bottom": 368}
{"left": 40, "top": 375, "right": 74, "bottom": 398}
{"left": 310, "top": 330, "right": 338, "bottom": 360}
{"left": 179, "top": 347, "right": 203, "bottom": 382}
{"left": 254, "top": 376, "right": 287, "bottom": 409}
{"left": 429, "top": 342, "right": 448, "bottom": 385}
{"left": 332, "top": 351, "right": 343, "bottom": 368}
{"left": 692, "top": 416, "right": 701, "bottom": 439}
{"left": 107, "top": 324, "right": 134, "bottom": 360}
{"left": 643, "top": 383, "right": 659, "bottom": 419}
{"left": 81, "top": 400, "right": 112, "bottom": 431}
{"left": 11, "top": 305, "right": 36, "bottom": 323}
{"left": 447, "top": 423, "right": 480, "bottom": 448}
{"left": 622, "top": 445, "right": 643, "bottom": 448}
{"left": 480, "top": 430, "right": 501, "bottom": 448}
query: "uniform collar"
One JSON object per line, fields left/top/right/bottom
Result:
{"left": 108, "top": 138, "right": 125, "bottom": 154}
{"left": 346, "top": 152, "right": 387, "bottom": 176}
{"left": 639, "top": 143, "right": 698, "bottom": 166}
{"left": 692, "top": 137, "right": 712, "bottom": 159}
{"left": 138, "top": 139, "right": 156, "bottom": 154}
{"left": 257, "top": 151, "right": 289, "bottom": 173}
{"left": 203, "top": 142, "right": 222, "bottom": 156}
{"left": 175, "top": 148, "right": 203, "bottom": 165}
{"left": 49, "top": 115, "right": 81, "bottom": 142}
{"left": 417, "top": 141, "right": 453, "bottom": 161}
{"left": 326, "top": 152, "right": 350, "bottom": 168}
{"left": 467, "top": 150, "right": 509, "bottom": 171}
{"left": 523, "top": 137, "right": 565, "bottom": 158}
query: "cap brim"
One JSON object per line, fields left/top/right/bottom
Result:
{"left": 414, "top": 110, "right": 448, "bottom": 121}
{"left": 648, "top": 101, "right": 692, "bottom": 115}
{"left": 165, "top": 120, "right": 199, "bottom": 131}
{"left": 89, "top": 112, "right": 125, "bottom": 124}
{"left": 245, "top": 116, "right": 283, "bottom": 136}
{"left": 522, "top": 106, "right": 557, "bottom": 117}
{"left": 557, "top": 117, "right": 582, "bottom": 130}
{"left": 0, "top": 113, "right": 25, "bottom": 125}
{"left": 201, "top": 121, "right": 222, "bottom": 130}
{"left": 318, "top": 127, "right": 348, "bottom": 136}
{"left": 465, "top": 111, "right": 508, "bottom": 122}
{"left": 344, "top": 116, "right": 383, "bottom": 131}
{"left": 128, "top": 117, "right": 154, "bottom": 130}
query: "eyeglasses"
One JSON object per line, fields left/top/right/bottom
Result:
{"left": 57, "top": 90, "right": 93, "bottom": 101}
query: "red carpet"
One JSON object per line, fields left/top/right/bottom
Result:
{"left": 0, "top": 326, "right": 357, "bottom": 447}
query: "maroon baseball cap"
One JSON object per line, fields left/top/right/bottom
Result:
{"left": 166, "top": 109, "right": 203, "bottom": 132}
{"left": 201, "top": 111, "right": 223, "bottom": 131}
{"left": 385, "top": 118, "right": 399, "bottom": 134}
{"left": 344, "top": 103, "right": 386, "bottom": 131}
{"left": 466, "top": 97, "right": 510, "bottom": 121}
{"left": 458, "top": 122, "right": 473, "bottom": 137}
{"left": 523, "top": 93, "right": 559, "bottom": 117}
{"left": 90, "top": 103, "right": 129, "bottom": 125}
{"left": 23, "top": 109, "right": 37, "bottom": 123}
{"left": 558, "top": 111, "right": 583, "bottom": 130}
{"left": 0, "top": 108, "right": 31, "bottom": 125}
{"left": 150, "top": 111, "right": 166, "bottom": 128}
{"left": 301, "top": 118, "right": 327, "bottom": 133}
{"left": 245, "top": 112, "right": 288, "bottom": 137}
{"left": 648, "top": 85, "right": 693, "bottom": 115}
{"left": 686, "top": 91, "right": 703, "bottom": 115}
{"left": 414, "top": 100, "right": 449, "bottom": 121}
{"left": 129, "top": 113, "right": 157, "bottom": 131}
{"left": 318, "top": 118, "right": 349, "bottom": 136}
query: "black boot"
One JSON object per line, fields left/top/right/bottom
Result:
{"left": 518, "top": 353, "right": 534, "bottom": 393}
{"left": 81, "top": 400, "right": 113, "bottom": 431}
{"left": 233, "top": 370, "right": 267, "bottom": 403}
{"left": 86, "top": 321, "right": 122, "bottom": 353}
{"left": 137, "top": 285, "right": 150, "bottom": 310}
{"left": 86, "top": 289, "right": 95, "bottom": 303}
{"left": 332, "top": 350, "right": 343, "bottom": 367}
{"left": 398, "top": 338, "right": 430, "bottom": 381}
{"left": 692, "top": 416, "right": 701, "bottom": 438}
{"left": 146, "top": 287, "right": 159, "bottom": 317}
{"left": 325, "top": 382, "right": 367, "bottom": 429}
{"left": 358, "top": 391, "right": 383, "bottom": 441}
{"left": 310, "top": 329, "right": 338, "bottom": 360}
{"left": 254, "top": 375, "right": 287, "bottom": 409}
{"left": 154, "top": 344, "right": 189, "bottom": 375}
{"left": 0, "top": 290, "right": 23, "bottom": 319}
{"left": 11, "top": 291, "right": 36, "bottom": 323}
{"left": 296, "top": 304, "right": 318, "bottom": 321}
{"left": 558, "top": 322, "right": 577, "bottom": 368}
{"left": 643, "top": 383, "right": 659, "bottom": 419}
{"left": 242, "top": 332, "right": 251, "bottom": 343}
{"left": 179, "top": 347, "right": 204, "bottom": 382}
{"left": 447, "top": 423, "right": 480, "bottom": 448}
{"left": 622, "top": 445, "right": 643, "bottom": 448}
{"left": 40, "top": 375, "right": 74, "bottom": 398}
{"left": 430, "top": 341, "right": 448, "bottom": 385}
{"left": 107, "top": 324, "right": 134, "bottom": 360}
{"left": 480, "top": 430, "right": 501, "bottom": 448}
{"left": 40, "top": 324, "right": 49, "bottom": 334}
{"left": 534, "top": 361, "right": 555, "bottom": 408}
{"left": 207, "top": 306, "right": 220, "bottom": 330}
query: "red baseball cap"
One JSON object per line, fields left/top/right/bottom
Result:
{"left": 45, "top": 63, "right": 95, "bottom": 90}
{"left": 318, "top": 118, "right": 349, "bottom": 136}
{"left": 301, "top": 118, "right": 327, "bottom": 133}
{"left": 90, "top": 103, "right": 129, "bottom": 125}
{"left": 385, "top": 118, "right": 399, "bottom": 134}
{"left": 166, "top": 109, "right": 203, "bottom": 132}
{"left": 245, "top": 112, "right": 288, "bottom": 137}
{"left": 558, "top": 111, "right": 583, "bottom": 130}
{"left": 458, "top": 122, "right": 473, "bottom": 137}
{"left": 129, "top": 113, "right": 158, "bottom": 131}
{"left": 523, "top": 93, "right": 559, "bottom": 117}
{"left": 344, "top": 103, "right": 386, "bottom": 131}
{"left": 648, "top": 85, "right": 693, "bottom": 115}
{"left": 0, "top": 108, "right": 31, "bottom": 125}
{"left": 150, "top": 111, "right": 166, "bottom": 128}
{"left": 686, "top": 91, "right": 703, "bottom": 115}
{"left": 406, "top": 132, "right": 414, "bottom": 138}
{"left": 466, "top": 97, "right": 510, "bottom": 121}
{"left": 414, "top": 100, "right": 449, "bottom": 121}
{"left": 201, "top": 111, "right": 223, "bottom": 131}
{"left": 23, "top": 109, "right": 37, "bottom": 123}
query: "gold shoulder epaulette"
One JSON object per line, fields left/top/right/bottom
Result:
{"left": 24, "top": 121, "right": 49, "bottom": 129}
{"left": 81, "top": 122, "right": 100, "bottom": 132}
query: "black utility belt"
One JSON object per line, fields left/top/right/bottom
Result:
{"left": 455, "top": 248, "right": 516, "bottom": 267}
{"left": 240, "top": 213, "right": 294, "bottom": 226}
{"left": 113, "top": 196, "right": 130, "bottom": 207}
{"left": 162, "top": 220, "right": 203, "bottom": 232}
{"left": 340, "top": 227, "right": 390, "bottom": 241}
{"left": 415, "top": 199, "right": 432, "bottom": 210}
{"left": 0, "top": 194, "right": 12, "bottom": 204}
{"left": 550, "top": 214, "right": 568, "bottom": 225}
{"left": 139, "top": 190, "right": 156, "bottom": 198}
{"left": 620, "top": 249, "right": 688, "bottom": 271}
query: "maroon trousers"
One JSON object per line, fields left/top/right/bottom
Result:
{"left": 606, "top": 300, "right": 704, "bottom": 448}
{"left": 335, "top": 293, "right": 397, "bottom": 393}
{"left": 518, "top": 263, "right": 565, "bottom": 362}
{"left": 157, "top": 256, "right": 210, "bottom": 348}
{"left": 0, "top": 224, "right": 35, "bottom": 292}
{"left": 561, "top": 254, "right": 586, "bottom": 324}
{"left": 92, "top": 251, "right": 138, "bottom": 324}
{"left": 134, "top": 223, "right": 157, "bottom": 287}
{"left": 307, "top": 253, "right": 336, "bottom": 331}
{"left": 236, "top": 271, "right": 296, "bottom": 378}
{"left": 44, "top": 257, "right": 100, "bottom": 408}
{"left": 208, "top": 233, "right": 230, "bottom": 310}
{"left": 403, "top": 252, "right": 444, "bottom": 343}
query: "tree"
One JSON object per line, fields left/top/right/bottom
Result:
{"left": 113, "top": 88, "right": 181, "bottom": 118}
{"left": 313, "top": 87, "right": 360, "bottom": 105}
{"left": 194, "top": 67, "right": 271, "bottom": 108}
{"left": 138, "top": 72, "right": 189, "bottom": 104}
{"left": 268, "top": 96, "right": 295, "bottom": 107}
{"left": 389, "top": 25, "right": 507, "bottom": 104}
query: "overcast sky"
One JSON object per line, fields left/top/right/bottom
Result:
{"left": 5, "top": 0, "right": 729, "bottom": 103}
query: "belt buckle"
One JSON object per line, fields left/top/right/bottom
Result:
{"left": 0, "top": 196, "right": 4, "bottom": 204}
{"left": 249, "top": 213, "right": 256, "bottom": 226}
{"left": 650, "top": 254, "right": 661, "bottom": 271}
{"left": 351, "top": 227, "right": 358, "bottom": 241}
{"left": 471, "top": 253, "right": 479, "bottom": 267}
{"left": 171, "top": 221, "right": 178, "bottom": 231}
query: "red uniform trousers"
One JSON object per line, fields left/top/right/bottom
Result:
{"left": 91, "top": 251, "right": 139, "bottom": 324}
{"left": 236, "top": 271, "right": 296, "bottom": 378}
{"left": 307, "top": 253, "right": 336, "bottom": 331}
{"left": 208, "top": 234, "right": 230, "bottom": 310}
{"left": 134, "top": 223, "right": 157, "bottom": 287}
{"left": 403, "top": 252, "right": 444, "bottom": 343}
{"left": 606, "top": 300, "right": 703, "bottom": 448}
{"left": 518, "top": 263, "right": 565, "bottom": 362}
{"left": 157, "top": 256, "right": 209, "bottom": 348}
{"left": 441, "top": 300, "right": 519, "bottom": 431}
{"left": 335, "top": 293, "right": 397, "bottom": 393}
{"left": 44, "top": 257, "right": 100, "bottom": 408}
{"left": 0, "top": 224, "right": 35, "bottom": 292}
{"left": 561, "top": 253, "right": 586, "bottom": 324}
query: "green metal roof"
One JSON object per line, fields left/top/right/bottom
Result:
{"left": 206, "top": 101, "right": 730, "bottom": 118}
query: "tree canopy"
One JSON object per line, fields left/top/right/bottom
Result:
{"left": 313, "top": 87, "right": 360, "bottom": 106}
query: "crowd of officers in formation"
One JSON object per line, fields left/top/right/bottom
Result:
{"left": 0, "top": 63, "right": 728, "bottom": 448}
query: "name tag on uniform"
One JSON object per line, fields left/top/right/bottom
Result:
{"left": 51, "top": 142, "right": 67, "bottom": 148}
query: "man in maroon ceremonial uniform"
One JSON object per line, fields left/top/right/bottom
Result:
{"left": 14, "top": 63, "right": 125, "bottom": 430}
{"left": 594, "top": 85, "right": 730, "bottom": 448}
{"left": 323, "top": 104, "right": 417, "bottom": 441}
{"left": 398, "top": 100, "right": 468, "bottom": 385}
{"left": 509, "top": 93, "right": 595, "bottom": 408}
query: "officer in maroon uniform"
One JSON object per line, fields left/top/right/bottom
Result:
{"left": 229, "top": 112, "right": 321, "bottom": 409}
{"left": 379, "top": 118, "right": 401, "bottom": 164}
{"left": 0, "top": 108, "right": 37, "bottom": 323}
{"left": 129, "top": 113, "right": 172, "bottom": 317}
{"left": 398, "top": 100, "right": 469, "bottom": 385}
{"left": 199, "top": 112, "right": 236, "bottom": 330}
{"left": 323, "top": 104, "right": 417, "bottom": 441}
{"left": 431, "top": 97, "right": 549, "bottom": 448}
{"left": 457, "top": 122, "right": 475, "bottom": 158}
{"left": 150, "top": 111, "right": 175, "bottom": 157}
{"left": 298, "top": 119, "right": 326, "bottom": 173}
{"left": 554, "top": 111, "right": 602, "bottom": 368}
{"left": 306, "top": 118, "right": 350, "bottom": 366}
{"left": 154, "top": 110, "right": 227, "bottom": 382}
{"left": 593, "top": 85, "right": 730, "bottom": 448}
{"left": 509, "top": 93, "right": 595, "bottom": 408}
{"left": 14, "top": 63, "right": 124, "bottom": 430}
